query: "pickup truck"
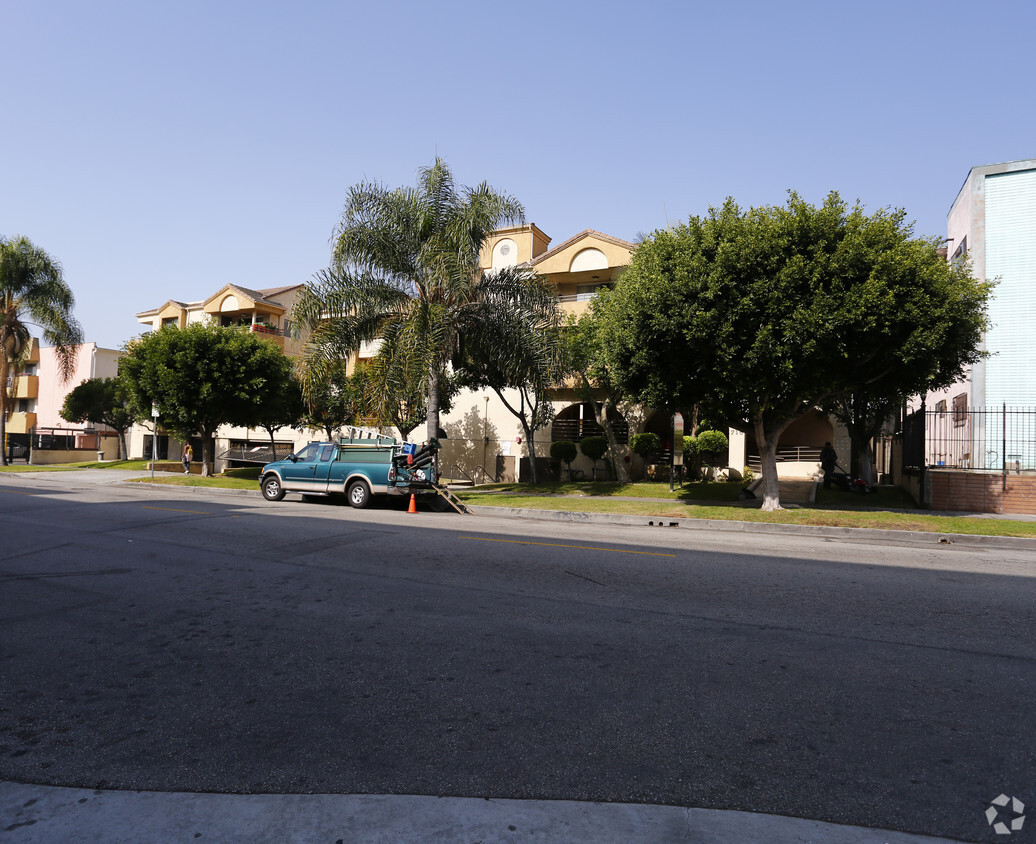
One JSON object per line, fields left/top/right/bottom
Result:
{"left": 259, "top": 438, "right": 439, "bottom": 508}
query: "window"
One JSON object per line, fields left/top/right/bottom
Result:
{"left": 319, "top": 445, "right": 335, "bottom": 462}
{"left": 935, "top": 400, "right": 947, "bottom": 414}
{"left": 952, "top": 393, "right": 968, "bottom": 428}
{"left": 951, "top": 237, "right": 968, "bottom": 263}
{"left": 162, "top": 317, "right": 178, "bottom": 327}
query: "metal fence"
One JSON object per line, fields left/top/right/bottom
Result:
{"left": 912, "top": 405, "right": 1036, "bottom": 472}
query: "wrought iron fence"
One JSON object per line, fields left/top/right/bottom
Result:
{"left": 917, "top": 405, "right": 1036, "bottom": 472}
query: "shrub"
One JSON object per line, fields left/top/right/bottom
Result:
{"left": 742, "top": 465, "right": 755, "bottom": 484}
{"left": 629, "top": 432, "right": 660, "bottom": 461}
{"left": 579, "top": 436, "right": 608, "bottom": 464}
{"left": 696, "top": 430, "right": 729, "bottom": 467}
{"left": 550, "top": 440, "right": 578, "bottom": 468}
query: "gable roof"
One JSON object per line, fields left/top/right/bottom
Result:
{"left": 528, "top": 229, "right": 635, "bottom": 267}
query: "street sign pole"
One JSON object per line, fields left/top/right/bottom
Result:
{"left": 151, "top": 404, "right": 159, "bottom": 479}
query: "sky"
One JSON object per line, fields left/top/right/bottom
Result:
{"left": 3, "top": 0, "right": 1034, "bottom": 350}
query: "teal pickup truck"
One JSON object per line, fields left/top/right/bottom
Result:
{"left": 259, "top": 438, "right": 439, "bottom": 508}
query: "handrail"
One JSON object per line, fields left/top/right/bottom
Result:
{"left": 448, "top": 463, "right": 498, "bottom": 485}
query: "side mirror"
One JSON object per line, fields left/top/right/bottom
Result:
{"left": 286, "top": 453, "right": 297, "bottom": 463}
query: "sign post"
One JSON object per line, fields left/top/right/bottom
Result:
{"left": 151, "top": 404, "right": 159, "bottom": 479}
{"left": 671, "top": 412, "right": 684, "bottom": 492}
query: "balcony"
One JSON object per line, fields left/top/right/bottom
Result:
{"left": 5, "top": 374, "right": 39, "bottom": 399}
{"left": 6, "top": 412, "right": 37, "bottom": 434}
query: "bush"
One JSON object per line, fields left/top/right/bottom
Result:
{"left": 696, "top": 429, "right": 729, "bottom": 466}
{"left": 629, "top": 432, "right": 660, "bottom": 460}
{"left": 550, "top": 440, "right": 578, "bottom": 467}
{"left": 579, "top": 436, "right": 608, "bottom": 464}
{"left": 741, "top": 466, "right": 755, "bottom": 484}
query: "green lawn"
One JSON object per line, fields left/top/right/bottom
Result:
{"left": 126, "top": 466, "right": 261, "bottom": 490}
{"left": 473, "top": 480, "right": 745, "bottom": 501}
{"left": 455, "top": 482, "right": 1036, "bottom": 538}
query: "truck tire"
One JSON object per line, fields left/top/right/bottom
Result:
{"left": 261, "top": 475, "right": 285, "bottom": 501}
{"left": 347, "top": 480, "right": 371, "bottom": 509}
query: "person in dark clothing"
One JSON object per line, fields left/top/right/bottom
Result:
{"left": 819, "top": 442, "right": 837, "bottom": 489}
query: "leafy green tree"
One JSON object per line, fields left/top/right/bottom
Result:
{"left": 550, "top": 439, "right": 578, "bottom": 480}
{"left": 292, "top": 157, "right": 557, "bottom": 444}
{"left": 296, "top": 358, "right": 360, "bottom": 441}
{"left": 695, "top": 430, "right": 729, "bottom": 468}
{"left": 357, "top": 358, "right": 460, "bottom": 442}
{"left": 578, "top": 435, "right": 608, "bottom": 480}
{"left": 1, "top": 235, "right": 83, "bottom": 465}
{"left": 254, "top": 363, "right": 306, "bottom": 458}
{"left": 564, "top": 304, "right": 637, "bottom": 482}
{"left": 60, "top": 376, "right": 138, "bottom": 459}
{"left": 120, "top": 323, "right": 293, "bottom": 475}
{"left": 630, "top": 432, "right": 660, "bottom": 464}
{"left": 459, "top": 320, "right": 562, "bottom": 485}
{"left": 600, "top": 192, "right": 991, "bottom": 510}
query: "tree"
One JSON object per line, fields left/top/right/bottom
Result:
{"left": 600, "top": 193, "right": 991, "bottom": 510}
{"left": 459, "top": 317, "right": 563, "bottom": 485}
{"left": 357, "top": 358, "right": 461, "bottom": 442}
{"left": 1, "top": 235, "right": 83, "bottom": 465}
{"left": 550, "top": 440, "right": 577, "bottom": 480}
{"left": 292, "top": 157, "right": 557, "bottom": 444}
{"left": 120, "top": 323, "right": 293, "bottom": 475}
{"left": 254, "top": 363, "right": 305, "bottom": 458}
{"left": 579, "top": 435, "right": 608, "bottom": 480}
{"left": 564, "top": 304, "right": 637, "bottom": 482}
{"left": 298, "top": 358, "right": 361, "bottom": 441}
{"left": 60, "top": 376, "right": 138, "bottom": 459}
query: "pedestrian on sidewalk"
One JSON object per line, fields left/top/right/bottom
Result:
{"left": 181, "top": 443, "right": 193, "bottom": 475}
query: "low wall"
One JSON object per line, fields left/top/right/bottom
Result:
{"left": 928, "top": 469, "right": 1036, "bottom": 515}
{"left": 30, "top": 442, "right": 119, "bottom": 465}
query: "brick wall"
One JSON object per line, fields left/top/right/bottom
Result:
{"left": 928, "top": 470, "right": 1036, "bottom": 515}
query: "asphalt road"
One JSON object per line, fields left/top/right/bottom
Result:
{"left": 1, "top": 474, "right": 1033, "bottom": 842}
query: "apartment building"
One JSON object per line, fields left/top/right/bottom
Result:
{"left": 135, "top": 283, "right": 307, "bottom": 357}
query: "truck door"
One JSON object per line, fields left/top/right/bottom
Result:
{"left": 312, "top": 444, "right": 337, "bottom": 491}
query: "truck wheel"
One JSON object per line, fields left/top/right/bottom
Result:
{"left": 261, "top": 475, "right": 285, "bottom": 501}
{"left": 347, "top": 480, "right": 371, "bottom": 509}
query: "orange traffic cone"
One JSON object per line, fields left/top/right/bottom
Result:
{"left": 408, "top": 493, "right": 418, "bottom": 514}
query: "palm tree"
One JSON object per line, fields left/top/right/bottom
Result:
{"left": 293, "top": 158, "right": 559, "bottom": 443}
{"left": 0, "top": 236, "right": 83, "bottom": 465}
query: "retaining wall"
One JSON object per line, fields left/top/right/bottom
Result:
{"left": 928, "top": 469, "right": 1036, "bottom": 515}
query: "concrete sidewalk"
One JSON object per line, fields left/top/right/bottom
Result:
{"left": 1, "top": 782, "right": 964, "bottom": 843}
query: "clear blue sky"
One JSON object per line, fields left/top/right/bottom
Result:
{"left": 3, "top": 0, "right": 1034, "bottom": 349}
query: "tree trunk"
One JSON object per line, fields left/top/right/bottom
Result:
{"left": 200, "top": 431, "right": 212, "bottom": 477}
{"left": 426, "top": 365, "right": 440, "bottom": 444}
{"left": 857, "top": 438, "right": 875, "bottom": 485}
{"left": 591, "top": 402, "right": 630, "bottom": 483}
{"left": 118, "top": 430, "right": 128, "bottom": 460}
{"left": 753, "top": 417, "right": 782, "bottom": 511}
{"left": 523, "top": 419, "right": 539, "bottom": 485}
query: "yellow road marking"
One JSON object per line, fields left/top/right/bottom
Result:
{"left": 460, "top": 536, "right": 675, "bottom": 558}
{"left": 142, "top": 506, "right": 212, "bottom": 515}
{"left": 0, "top": 489, "right": 35, "bottom": 496}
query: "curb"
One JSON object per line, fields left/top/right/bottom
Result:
{"left": 466, "top": 504, "right": 1036, "bottom": 551}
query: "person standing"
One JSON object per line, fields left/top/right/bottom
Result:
{"left": 819, "top": 441, "right": 837, "bottom": 489}
{"left": 181, "top": 443, "right": 193, "bottom": 475}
